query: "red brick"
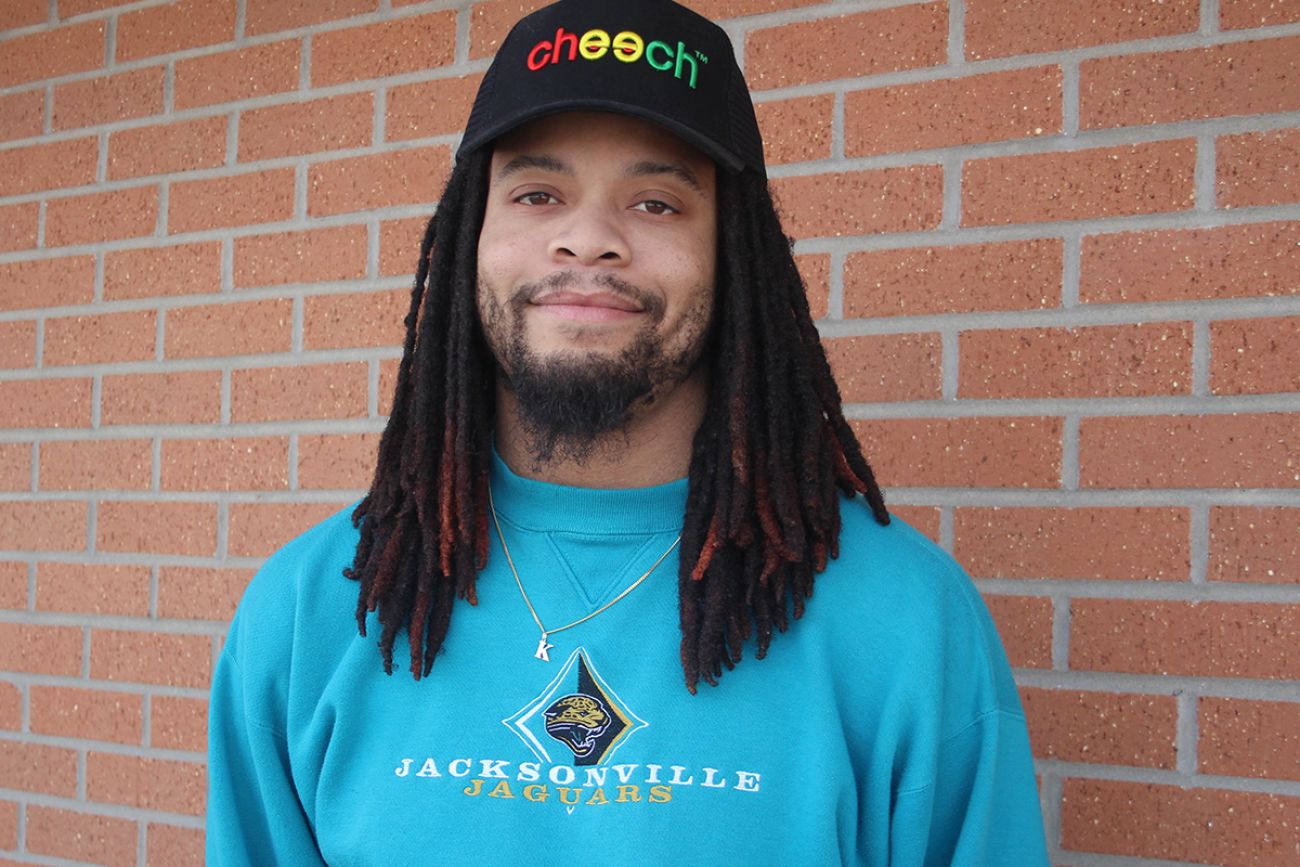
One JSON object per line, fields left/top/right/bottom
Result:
{"left": 101, "top": 370, "right": 222, "bottom": 426}
{"left": 161, "top": 437, "right": 289, "bottom": 491}
{"left": 239, "top": 92, "right": 372, "bottom": 161}
{"left": 228, "top": 501, "right": 347, "bottom": 557}
{"left": 0, "top": 441, "right": 33, "bottom": 494}
{"left": 157, "top": 566, "right": 254, "bottom": 621}
{"left": 0, "top": 681, "right": 18, "bottom": 728}
{"left": 746, "top": 4, "right": 946, "bottom": 90}
{"left": 91, "top": 629, "right": 212, "bottom": 688}
{"left": 0, "top": 501, "right": 87, "bottom": 553}
{"left": 303, "top": 289, "right": 410, "bottom": 351}
{"left": 312, "top": 12, "right": 456, "bottom": 86}
{"left": 0, "top": 378, "right": 92, "bottom": 429}
{"left": 967, "top": 0, "right": 1198, "bottom": 59}
{"left": 847, "top": 67, "right": 1061, "bottom": 158}
{"left": 754, "top": 94, "right": 834, "bottom": 165}
{"left": 0, "top": 137, "right": 98, "bottom": 197}
{"left": 52, "top": 67, "right": 164, "bottom": 130}
{"left": 116, "top": 0, "right": 235, "bottom": 62}
{"left": 0, "top": 445, "right": 31, "bottom": 497}
{"left": 1082, "top": 36, "right": 1300, "bottom": 130}
{"left": 1222, "top": 0, "right": 1300, "bottom": 27}
{"left": 824, "top": 334, "right": 942, "bottom": 402}
{"left": 1218, "top": 129, "right": 1300, "bottom": 209}
{"left": 1080, "top": 413, "right": 1300, "bottom": 489}
{"left": 1210, "top": 507, "right": 1300, "bottom": 584}
{"left": 0, "top": 322, "right": 36, "bottom": 369}
{"left": 26, "top": 806, "right": 137, "bottom": 867}
{"left": 795, "top": 253, "right": 830, "bottom": 320}
{"left": 888, "top": 506, "right": 941, "bottom": 543}
{"left": 298, "top": 432, "right": 380, "bottom": 490}
{"left": 0, "top": 0, "right": 45, "bottom": 29}
{"left": 982, "top": 594, "right": 1052, "bottom": 668}
{"left": 1022, "top": 687, "right": 1177, "bottom": 767}
{"left": 0, "top": 202, "right": 38, "bottom": 253}
{"left": 44, "top": 309, "right": 157, "bottom": 366}
{"left": 308, "top": 146, "right": 450, "bottom": 216}
{"left": 1061, "top": 779, "right": 1300, "bottom": 865}
{"left": 97, "top": 501, "right": 217, "bottom": 557}
{"left": 0, "top": 622, "right": 82, "bottom": 675}
{"left": 850, "top": 417, "right": 1061, "bottom": 488}
{"left": 772, "top": 166, "right": 943, "bottom": 239}
{"left": 169, "top": 168, "right": 295, "bottom": 234}
{"left": 0, "top": 741, "right": 77, "bottom": 796}
{"left": 35, "top": 562, "right": 150, "bottom": 616}
{"left": 0, "top": 254, "right": 93, "bottom": 313}
{"left": 380, "top": 216, "right": 428, "bottom": 277}
{"left": 174, "top": 40, "right": 300, "bottom": 110}
{"left": 146, "top": 823, "right": 204, "bottom": 867}
{"left": 1211, "top": 316, "right": 1300, "bottom": 395}
{"left": 39, "top": 439, "right": 152, "bottom": 491}
{"left": 152, "top": 696, "right": 208, "bottom": 752}
{"left": 683, "top": 0, "right": 824, "bottom": 20}
{"left": 845, "top": 239, "right": 1061, "bottom": 319}
{"left": 378, "top": 357, "right": 399, "bottom": 416}
{"left": 231, "top": 362, "right": 369, "bottom": 423}
{"left": 1071, "top": 600, "right": 1300, "bottom": 678}
{"left": 87, "top": 752, "right": 206, "bottom": 815}
{"left": 29, "top": 685, "right": 144, "bottom": 745}
{"left": 104, "top": 241, "right": 222, "bottom": 300}
{"left": 387, "top": 74, "right": 483, "bottom": 142}
{"left": 0, "top": 562, "right": 25, "bottom": 609}
{"left": 247, "top": 0, "right": 376, "bottom": 34}
{"left": 1200, "top": 697, "right": 1300, "bottom": 781}
{"left": 0, "top": 90, "right": 44, "bottom": 142}
{"left": 468, "top": 0, "right": 548, "bottom": 58}
{"left": 0, "top": 800, "right": 16, "bottom": 849}
{"left": 1081, "top": 221, "right": 1300, "bottom": 304}
{"left": 234, "top": 225, "right": 368, "bottom": 287}
{"left": 960, "top": 322, "right": 1192, "bottom": 398}
{"left": 0, "top": 21, "right": 104, "bottom": 88}
{"left": 164, "top": 299, "right": 293, "bottom": 359}
{"left": 47, "top": 185, "right": 160, "bottom": 247}
{"left": 964, "top": 140, "right": 1195, "bottom": 226}
{"left": 954, "top": 507, "right": 1189, "bottom": 580}
{"left": 109, "top": 115, "right": 228, "bottom": 180}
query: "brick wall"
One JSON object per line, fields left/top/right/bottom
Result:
{"left": 0, "top": 0, "right": 1297, "bottom": 864}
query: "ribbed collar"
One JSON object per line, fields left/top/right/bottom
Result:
{"left": 489, "top": 450, "right": 688, "bottom": 535}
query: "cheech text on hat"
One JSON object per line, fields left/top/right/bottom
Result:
{"left": 458, "top": 0, "right": 765, "bottom": 173}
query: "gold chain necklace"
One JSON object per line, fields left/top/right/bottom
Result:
{"left": 488, "top": 486, "right": 681, "bottom": 662}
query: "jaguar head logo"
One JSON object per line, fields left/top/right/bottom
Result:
{"left": 543, "top": 693, "right": 611, "bottom": 758}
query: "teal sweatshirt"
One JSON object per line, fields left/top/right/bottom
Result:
{"left": 207, "top": 456, "right": 1049, "bottom": 865}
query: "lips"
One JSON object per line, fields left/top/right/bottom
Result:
{"left": 530, "top": 290, "right": 645, "bottom": 313}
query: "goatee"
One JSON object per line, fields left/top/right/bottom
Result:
{"left": 478, "top": 270, "right": 711, "bottom": 466}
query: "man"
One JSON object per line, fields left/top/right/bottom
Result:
{"left": 206, "top": 0, "right": 1050, "bottom": 863}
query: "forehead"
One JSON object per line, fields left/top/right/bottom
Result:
{"left": 489, "top": 111, "right": 715, "bottom": 178}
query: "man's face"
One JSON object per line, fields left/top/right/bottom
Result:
{"left": 476, "top": 111, "right": 718, "bottom": 461}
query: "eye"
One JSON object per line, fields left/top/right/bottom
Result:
{"left": 514, "top": 191, "right": 559, "bottom": 206}
{"left": 632, "top": 199, "right": 680, "bottom": 216}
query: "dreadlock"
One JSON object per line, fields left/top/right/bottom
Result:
{"left": 346, "top": 152, "right": 889, "bottom": 692}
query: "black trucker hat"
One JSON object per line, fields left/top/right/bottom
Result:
{"left": 457, "top": 0, "right": 765, "bottom": 173}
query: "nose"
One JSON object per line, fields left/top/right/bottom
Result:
{"left": 548, "top": 203, "right": 630, "bottom": 266}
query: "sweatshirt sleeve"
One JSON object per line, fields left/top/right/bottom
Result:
{"left": 887, "top": 702, "right": 1050, "bottom": 866}
{"left": 206, "top": 645, "right": 328, "bottom": 866}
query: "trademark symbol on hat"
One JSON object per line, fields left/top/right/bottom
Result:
{"left": 695, "top": 51, "right": 708, "bottom": 62}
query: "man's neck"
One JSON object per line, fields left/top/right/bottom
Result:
{"left": 494, "top": 372, "right": 707, "bottom": 489}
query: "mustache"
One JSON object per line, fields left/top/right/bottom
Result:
{"left": 510, "top": 271, "right": 666, "bottom": 320}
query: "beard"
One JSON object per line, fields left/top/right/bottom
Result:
{"left": 477, "top": 269, "right": 712, "bottom": 466}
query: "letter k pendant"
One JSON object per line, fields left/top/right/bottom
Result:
{"left": 534, "top": 635, "right": 554, "bottom": 662}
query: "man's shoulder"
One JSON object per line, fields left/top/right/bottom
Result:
{"left": 227, "top": 502, "right": 361, "bottom": 646}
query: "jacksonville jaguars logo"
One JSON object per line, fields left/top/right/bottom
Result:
{"left": 504, "top": 648, "right": 646, "bottom": 766}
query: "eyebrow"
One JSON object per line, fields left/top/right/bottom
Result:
{"left": 494, "top": 154, "right": 707, "bottom": 196}
{"left": 626, "top": 160, "right": 706, "bottom": 195}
